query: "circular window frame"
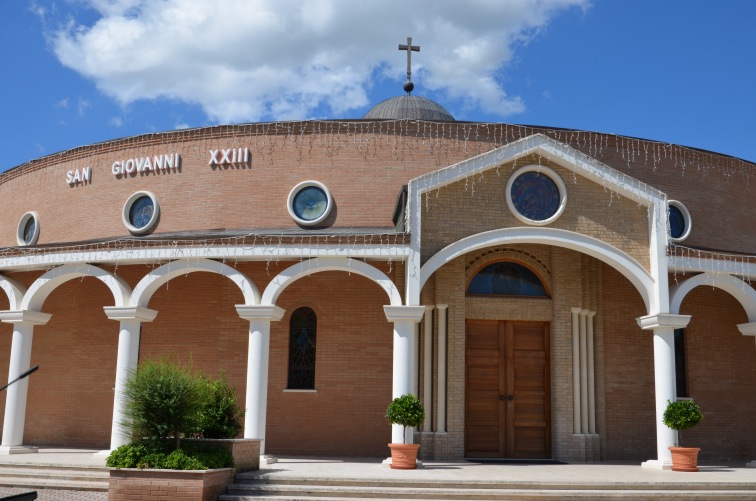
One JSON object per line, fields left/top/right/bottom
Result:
{"left": 668, "top": 200, "right": 692, "bottom": 243}
{"left": 287, "top": 180, "right": 333, "bottom": 226}
{"left": 16, "top": 211, "right": 40, "bottom": 246}
{"left": 122, "top": 191, "right": 160, "bottom": 235}
{"left": 505, "top": 165, "right": 567, "bottom": 226}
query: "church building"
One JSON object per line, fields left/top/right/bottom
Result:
{"left": 0, "top": 42, "right": 755, "bottom": 469}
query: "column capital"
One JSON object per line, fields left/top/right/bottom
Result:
{"left": 103, "top": 306, "right": 158, "bottom": 322}
{"left": 384, "top": 305, "right": 426, "bottom": 323}
{"left": 571, "top": 307, "right": 582, "bottom": 315}
{"left": 636, "top": 313, "right": 690, "bottom": 330}
{"left": 436, "top": 304, "right": 448, "bottom": 311}
{"left": 236, "top": 305, "right": 285, "bottom": 322}
{"left": 0, "top": 310, "right": 51, "bottom": 326}
{"left": 737, "top": 322, "right": 756, "bottom": 336}
{"left": 424, "top": 305, "right": 435, "bottom": 314}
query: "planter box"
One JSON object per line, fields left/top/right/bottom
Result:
{"left": 181, "top": 438, "right": 261, "bottom": 473}
{"left": 109, "top": 468, "right": 233, "bottom": 501}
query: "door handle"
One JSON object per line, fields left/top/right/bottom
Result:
{"left": 507, "top": 395, "right": 515, "bottom": 401}
{"left": 499, "top": 395, "right": 515, "bottom": 401}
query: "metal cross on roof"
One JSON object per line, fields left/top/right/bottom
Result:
{"left": 398, "top": 37, "right": 420, "bottom": 83}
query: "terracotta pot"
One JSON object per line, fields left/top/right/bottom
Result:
{"left": 388, "top": 443, "right": 421, "bottom": 470}
{"left": 669, "top": 446, "right": 700, "bottom": 472}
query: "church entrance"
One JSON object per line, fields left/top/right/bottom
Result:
{"left": 465, "top": 320, "right": 551, "bottom": 458}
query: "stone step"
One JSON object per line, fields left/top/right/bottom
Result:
{"left": 0, "top": 465, "right": 109, "bottom": 492}
{"left": 219, "top": 476, "right": 756, "bottom": 501}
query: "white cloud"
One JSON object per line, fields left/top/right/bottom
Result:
{"left": 110, "top": 116, "right": 124, "bottom": 127}
{"left": 48, "top": 0, "right": 588, "bottom": 123}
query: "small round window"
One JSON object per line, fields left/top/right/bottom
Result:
{"left": 123, "top": 191, "right": 160, "bottom": 235}
{"left": 506, "top": 165, "right": 567, "bottom": 225}
{"left": 287, "top": 181, "right": 333, "bottom": 226}
{"left": 16, "top": 212, "right": 40, "bottom": 246}
{"left": 668, "top": 200, "right": 691, "bottom": 242}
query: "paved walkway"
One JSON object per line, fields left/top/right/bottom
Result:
{"left": 0, "top": 450, "right": 755, "bottom": 500}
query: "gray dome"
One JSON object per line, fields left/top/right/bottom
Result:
{"left": 363, "top": 95, "right": 455, "bottom": 122}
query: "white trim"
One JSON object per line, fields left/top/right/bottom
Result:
{"left": 287, "top": 180, "right": 333, "bottom": 226}
{"left": 132, "top": 258, "right": 260, "bottom": 307}
{"left": 670, "top": 273, "right": 756, "bottom": 322}
{"left": 669, "top": 255, "right": 756, "bottom": 279}
{"left": 420, "top": 227, "right": 654, "bottom": 312}
{"left": 261, "top": 257, "right": 402, "bottom": 306}
{"left": 0, "top": 244, "right": 410, "bottom": 272}
{"left": 668, "top": 200, "right": 692, "bottom": 243}
{"left": 0, "top": 276, "right": 26, "bottom": 311}
{"left": 21, "top": 264, "right": 132, "bottom": 311}
{"left": 16, "top": 212, "right": 40, "bottom": 247}
{"left": 505, "top": 165, "right": 567, "bottom": 226}
{"left": 122, "top": 191, "right": 160, "bottom": 235}
{"left": 282, "top": 389, "right": 318, "bottom": 393}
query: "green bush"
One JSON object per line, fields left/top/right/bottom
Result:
{"left": 663, "top": 399, "right": 704, "bottom": 447}
{"left": 385, "top": 394, "right": 425, "bottom": 444}
{"left": 122, "top": 358, "right": 204, "bottom": 450}
{"left": 191, "top": 373, "right": 244, "bottom": 439}
{"left": 106, "top": 440, "right": 234, "bottom": 470}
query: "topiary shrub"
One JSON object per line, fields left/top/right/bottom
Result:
{"left": 191, "top": 373, "right": 244, "bottom": 439}
{"left": 385, "top": 394, "right": 425, "bottom": 444}
{"left": 663, "top": 399, "right": 704, "bottom": 447}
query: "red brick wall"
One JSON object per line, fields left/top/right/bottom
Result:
{"left": 679, "top": 285, "right": 756, "bottom": 461}
{"left": 601, "top": 264, "right": 657, "bottom": 460}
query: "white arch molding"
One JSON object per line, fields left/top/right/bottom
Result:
{"left": 22, "top": 264, "right": 131, "bottom": 311}
{"left": 670, "top": 273, "right": 756, "bottom": 323}
{"left": 130, "top": 258, "right": 260, "bottom": 307}
{"left": 420, "top": 227, "right": 655, "bottom": 312}
{"left": 0, "top": 275, "right": 26, "bottom": 311}
{"left": 261, "top": 257, "right": 402, "bottom": 306}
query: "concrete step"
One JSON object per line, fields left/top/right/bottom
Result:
{"left": 0, "top": 465, "right": 109, "bottom": 492}
{"left": 219, "top": 476, "right": 756, "bottom": 501}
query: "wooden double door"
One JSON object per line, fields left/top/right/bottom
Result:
{"left": 465, "top": 320, "right": 551, "bottom": 458}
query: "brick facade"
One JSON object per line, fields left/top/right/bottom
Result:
{"left": 0, "top": 121, "right": 755, "bottom": 465}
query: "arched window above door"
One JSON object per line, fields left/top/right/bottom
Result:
{"left": 467, "top": 261, "right": 549, "bottom": 297}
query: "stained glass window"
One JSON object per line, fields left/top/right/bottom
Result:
{"left": 510, "top": 171, "right": 561, "bottom": 222}
{"left": 288, "top": 307, "right": 317, "bottom": 390}
{"left": 129, "top": 195, "right": 155, "bottom": 229}
{"left": 674, "top": 329, "right": 688, "bottom": 398}
{"left": 22, "top": 217, "right": 36, "bottom": 245}
{"left": 292, "top": 186, "right": 328, "bottom": 222}
{"left": 467, "top": 261, "right": 548, "bottom": 297}
{"left": 669, "top": 205, "right": 685, "bottom": 240}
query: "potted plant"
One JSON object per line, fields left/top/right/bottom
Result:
{"left": 385, "top": 394, "right": 425, "bottom": 470}
{"left": 663, "top": 399, "right": 704, "bottom": 472}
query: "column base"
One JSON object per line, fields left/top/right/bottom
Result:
{"left": 0, "top": 445, "right": 39, "bottom": 455}
{"left": 381, "top": 457, "right": 424, "bottom": 469}
{"left": 260, "top": 454, "right": 278, "bottom": 465}
{"left": 641, "top": 459, "right": 673, "bottom": 470}
{"left": 746, "top": 461, "right": 756, "bottom": 468}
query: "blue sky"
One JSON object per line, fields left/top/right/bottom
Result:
{"left": 1, "top": 0, "right": 754, "bottom": 173}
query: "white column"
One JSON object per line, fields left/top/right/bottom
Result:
{"left": 571, "top": 307, "right": 581, "bottom": 434}
{"left": 97, "top": 306, "right": 158, "bottom": 457}
{"left": 436, "top": 304, "right": 448, "bottom": 433}
{"left": 0, "top": 310, "right": 51, "bottom": 454}
{"left": 236, "top": 305, "right": 285, "bottom": 464}
{"left": 422, "top": 306, "right": 434, "bottom": 432}
{"left": 384, "top": 305, "right": 426, "bottom": 444}
{"left": 638, "top": 313, "right": 691, "bottom": 469}
{"left": 579, "top": 310, "right": 589, "bottom": 434}
{"left": 739, "top": 322, "right": 756, "bottom": 467}
{"left": 587, "top": 311, "right": 597, "bottom": 435}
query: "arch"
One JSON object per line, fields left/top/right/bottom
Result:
{"left": 670, "top": 273, "right": 756, "bottom": 322}
{"left": 261, "top": 257, "right": 402, "bottom": 306}
{"left": 420, "top": 227, "right": 654, "bottom": 311}
{"left": 21, "top": 264, "right": 131, "bottom": 311}
{"left": 0, "top": 275, "right": 26, "bottom": 311}
{"left": 130, "top": 258, "right": 260, "bottom": 308}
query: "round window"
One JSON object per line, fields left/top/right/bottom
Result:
{"left": 16, "top": 212, "right": 40, "bottom": 246}
{"left": 505, "top": 166, "right": 567, "bottom": 225}
{"left": 122, "top": 191, "right": 160, "bottom": 235}
{"left": 287, "top": 181, "right": 333, "bottom": 226}
{"left": 668, "top": 200, "right": 691, "bottom": 242}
